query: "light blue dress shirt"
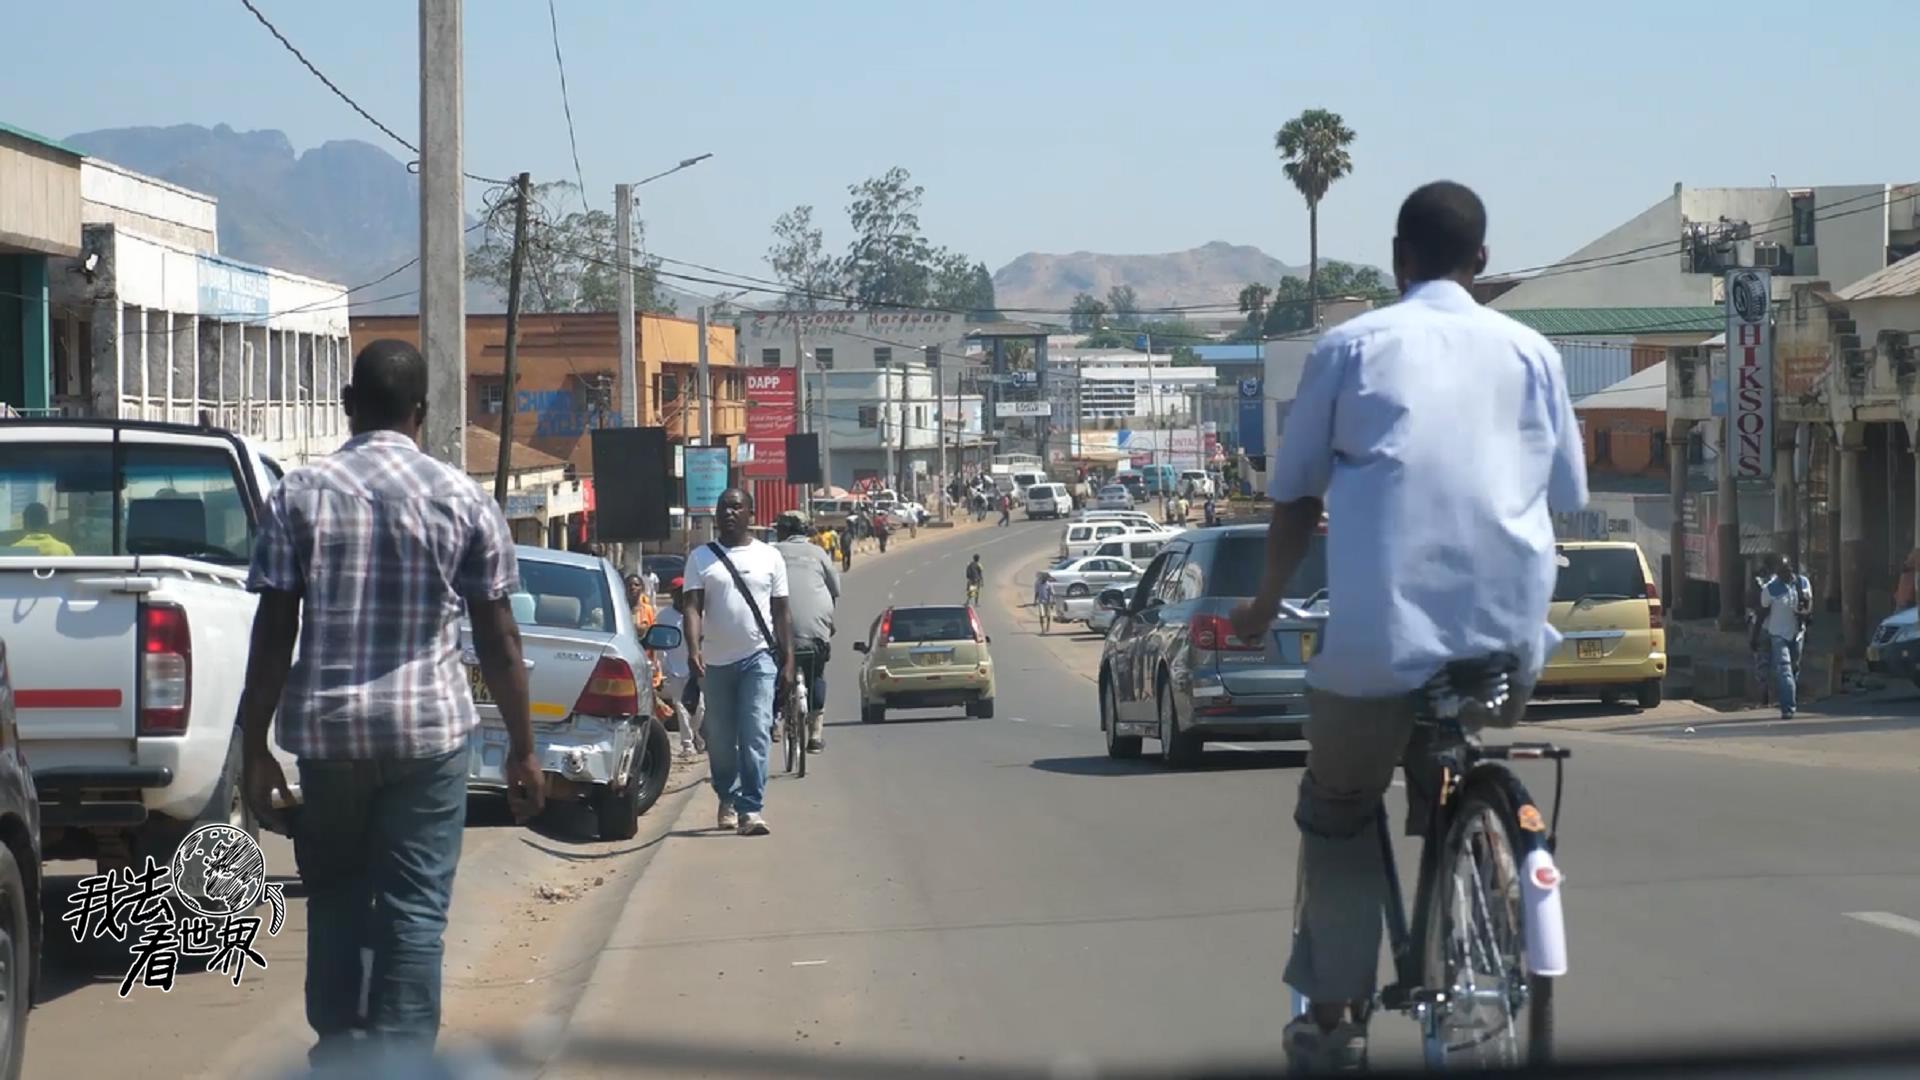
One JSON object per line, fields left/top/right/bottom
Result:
{"left": 1266, "top": 280, "right": 1589, "bottom": 697}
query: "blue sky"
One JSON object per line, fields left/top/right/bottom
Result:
{"left": 5, "top": 1, "right": 1909, "bottom": 299}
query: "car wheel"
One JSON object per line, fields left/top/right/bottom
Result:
{"left": 135, "top": 732, "right": 257, "bottom": 869}
{"left": 1598, "top": 689, "right": 1624, "bottom": 709}
{"left": 1068, "top": 583, "right": 1090, "bottom": 598}
{"left": 862, "top": 703, "right": 886, "bottom": 724}
{"left": 1159, "top": 676, "right": 1203, "bottom": 768}
{"left": 1102, "top": 676, "right": 1141, "bottom": 759}
{"left": 1635, "top": 678, "right": 1664, "bottom": 709}
{"left": 969, "top": 696, "right": 995, "bottom": 719}
{"left": 0, "top": 842, "right": 28, "bottom": 1073}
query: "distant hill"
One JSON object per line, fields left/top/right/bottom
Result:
{"left": 991, "top": 241, "right": 1379, "bottom": 316}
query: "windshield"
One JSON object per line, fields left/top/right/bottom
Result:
{"left": 512, "top": 558, "right": 617, "bottom": 631}
{"left": 1207, "top": 534, "right": 1328, "bottom": 599}
{"left": 886, "top": 606, "right": 973, "bottom": 642}
{"left": 0, "top": 442, "right": 254, "bottom": 563}
{"left": 1553, "top": 547, "right": 1647, "bottom": 602}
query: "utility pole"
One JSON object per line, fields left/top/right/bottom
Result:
{"left": 881, "top": 360, "right": 896, "bottom": 490}
{"left": 492, "top": 172, "right": 531, "bottom": 508}
{"left": 615, "top": 182, "right": 636, "bottom": 431}
{"left": 419, "top": 0, "right": 464, "bottom": 468}
{"left": 694, "top": 305, "right": 713, "bottom": 547}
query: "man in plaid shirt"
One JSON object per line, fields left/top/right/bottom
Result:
{"left": 238, "top": 339, "right": 543, "bottom": 1068}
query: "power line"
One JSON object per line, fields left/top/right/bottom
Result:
{"left": 236, "top": 0, "right": 511, "bottom": 186}
{"left": 543, "top": 0, "right": 589, "bottom": 209}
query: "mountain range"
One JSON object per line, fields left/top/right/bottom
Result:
{"left": 64, "top": 124, "right": 1360, "bottom": 319}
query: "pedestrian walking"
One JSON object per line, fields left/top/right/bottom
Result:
{"left": 654, "top": 579, "right": 703, "bottom": 758}
{"left": 997, "top": 492, "right": 1012, "bottom": 527}
{"left": 874, "top": 513, "right": 891, "bottom": 553}
{"left": 684, "top": 487, "right": 795, "bottom": 836}
{"left": 1758, "top": 554, "right": 1814, "bottom": 719}
{"left": 238, "top": 340, "right": 541, "bottom": 1070}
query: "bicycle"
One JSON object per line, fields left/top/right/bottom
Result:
{"left": 1281, "top": 607, "right": 1571, "bottom": 1069}
{"left": 780, "top": 670, "right": 809, "bottom": 778}
{"left": 965, "top": 581, "right": 981, "bottom": 606}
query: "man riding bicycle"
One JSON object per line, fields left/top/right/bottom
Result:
{"left": 774, "top": 512, "right": 841, "bottom": 752}
{"left": 1229, "top": 182, "right": 1588, "bottom": 1074}
{"left": 965, "top": 554, "right": 984, "bottom": 605}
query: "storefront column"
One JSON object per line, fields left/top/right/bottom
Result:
{"left": 19, "top": 256, "right": 50, "bottom": 412}
{"left": 1839, "top": 423, "right": 1867, "bottom": 657}
{"left": 1667, "top": 419, "right": 1691, "bottom": 618}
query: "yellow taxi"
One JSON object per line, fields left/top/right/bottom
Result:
{"left": 1536, "top": 541, "right": 1667, "bottom": 709}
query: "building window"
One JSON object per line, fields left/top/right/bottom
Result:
{"left": 1791, "top": 191, "right": 1816, "bottom": 247}
{"left": 761, "top": 348, "right": 781, "bottom": 368}
{"left": 660, "top": 372, "right": 680, "bottom": 402}
{"left": 874, "top": 347, "right": 892, "bottom": 369}
{"left": 480, "top": 380, "right": 504, "bottom": 414}
{"left": 858, "top": 405, "right": 879, "bottom": 429}
{"left": 815, "top": 347, "right": 834, "bottom": 370}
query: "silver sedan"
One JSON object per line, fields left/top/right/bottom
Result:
{"left": 1046, "top": 555, "right": 1142, "bottom": 598}
{"left": 1096, "top": 484, "right": 1135, "bottom": 510}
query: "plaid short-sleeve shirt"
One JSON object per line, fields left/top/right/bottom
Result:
{"left": 247, "top": 430, "right": 519, "bottom": 760}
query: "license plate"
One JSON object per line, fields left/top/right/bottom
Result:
{"left": 467, "top": 665, "right": 493, "bottom": 704}
{"left": 1576, "top": 639, "right": 1604, "bottom": 660}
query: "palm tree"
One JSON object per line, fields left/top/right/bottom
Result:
{"left": 1236, "top": 282, "right": 1272, "bottom": 339}
{"left": 1274, "top": 109, "right": 1356, "bottom": 330}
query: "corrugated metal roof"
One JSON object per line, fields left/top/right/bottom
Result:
{"left": 1575, "top": 361, "right": 1666, "bottom": 412}
{"left": 1837, "top": 253, "right": 1920, "bottom": 301}
{"left": 1504, "top": 307, "right": 1722, "bottom": 336}
{"left": 0, "top": 119, "right": 81, "bottom": 158}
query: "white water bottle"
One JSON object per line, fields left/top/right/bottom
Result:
{"left": 1520, "top": 848, "right": 1568, "bottom": 977}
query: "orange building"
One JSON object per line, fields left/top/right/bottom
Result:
{"left": 350, "top": 311, "right": 744, "bottom": 477}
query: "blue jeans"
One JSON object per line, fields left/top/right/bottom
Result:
{"left": 704, "top": 650, "right": 777, "bottom": 813}
{"left": 292, "top": 747, "right": 467, "bottom": 1070}
{"left": 1771, "top": 634, "right": 1801, "bottom": 715}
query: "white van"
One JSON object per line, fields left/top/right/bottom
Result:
{"left": 1178, "top": 469, "right": 1214, "bottom": 497}
{"left": 1024, "top": 483, "right": 1072, "bottom": 519}
{"left": 1008, "top": 470, "right": 1047, "bottom": 496}
{"left": 1063, "top": 520, "right": 1167, "bottom": 560}
{"left": 1091, "top": 534, "right": 1170, "bottom": 565}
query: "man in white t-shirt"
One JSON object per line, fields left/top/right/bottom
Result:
{"left": 684, "top": 488, "right": 794, "bottom": 836}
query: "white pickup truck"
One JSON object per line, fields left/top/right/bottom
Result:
{"left": 0, "top": 418, "right": 293, "bottom": 871}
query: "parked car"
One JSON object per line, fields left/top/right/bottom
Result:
{"left": 1099, "top": 523, "right": 1327, "bottom": 766}
{"left": 641, "top": 553, "right": 685, "bottom": 586}
{"left": 1090, "top": 535, "right": 1170, "bottom": 566}
{"left": 1177, "top": 469, "right": 1214, "bottom": 497}
{"left": 1024, "top": 483, "right": 1073, "bottom": 520}
{"left": 1062, "top": 520, "right": 1171, "bottom": 561}
{"left": 853, "top": 605, "right": 996, "bottom": 721}
{"left": 0, "top": 418, "right": 295, "bottom": 871}
{"left": 1046, "top": 555, "right": 1142, "bottom": 598}
{"left": 1117, "top": 473, "right": 1148, "bottom": 502}
{"left": 1096, "top": 484, "right": 1135, "bottom": 510}
{"left": 1868, "top": 607, "right": 1920, "bottom": 687}
{"left": 1534, "top": 541, "right": 1666, "bottom": 709}
{"left": 460, "top": 546, "right": 680, "bottom": 840}
{"left": 0, "top": 636, "right": 40, "bottom": 1077}
{"left": 1075, "top": 508, "right": 1158, "bottom": 526}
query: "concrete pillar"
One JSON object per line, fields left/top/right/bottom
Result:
{"left": 1773, "top": 442, "right": 1795, "bottom": 570}
{"left": 88, "top": 301, "right": 122, "bottom": 420}
{"left": 1839, "top": 426, "right": 1868, "bottom": 656}
{"left": 1667, "top": 419, "right": 1692, "bottom": 618}
{"left": 1716, "top": 411, "right": 1743, "bottom": 631}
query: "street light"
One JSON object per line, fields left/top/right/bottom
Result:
{"left": 617, "top": 151, "right": 713, "bottom": 436}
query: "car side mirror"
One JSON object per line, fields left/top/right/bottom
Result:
{"left": 640, "top": 624, "right": 683, "bottom": 651}
{"left": 853, "top": 641, "right": 870, "bottom": 653}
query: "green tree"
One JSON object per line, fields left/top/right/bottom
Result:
{"left": 469, "top": 180, "right": 675, "bottom": 314}
{"left": 929, "top": 251, "right": 998, "bottom": 318}
{"left": 1237, "top": 282, "right": 1273, "bottom": 339}
{"left": 1274, "top": 108, "right": 1356, "bottom": 329}
{"left": 1261, "top": 261, "right": 1390, "bottom": 335}
{"left": 765, "top": 204, "right": 841, "bottom": 310}
{"left": 841, "top": 166, "right": 936, "bottom": 307}
{"left": 1069, "top": 292, "right": 1108, "bottom": 333}
{"left": 1105, "top": 284, "right": 1140, "bottom": 328}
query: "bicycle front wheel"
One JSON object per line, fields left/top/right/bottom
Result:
{"left": 1420, "top": 773, "right": 1554, "bottom": 1069}
{"left": 783, "top": 714, "right": 799, "bottom": 773}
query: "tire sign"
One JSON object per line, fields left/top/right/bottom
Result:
{"left": 1726, "top": 269, "right": 1772, "bottom": 479}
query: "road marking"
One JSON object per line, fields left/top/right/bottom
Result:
{"left": 1846, "top": 911, "right": 1920, "bottom": 941}
{"left": 791, "top": 959, "right": 830, "bottom": 967}
{"left": 1009, "top": 717, "right": 1028, "bottom": 723}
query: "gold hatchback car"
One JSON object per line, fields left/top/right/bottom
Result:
{"left": 853, "top": 605, "right": 996, "bottom": 722}
{"left": 1536, "top": 540, "right": 1667, "bottom": 708}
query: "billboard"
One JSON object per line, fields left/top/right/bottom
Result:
{"left": 684, "top": 447, "right": 730, "bottom": 513}
{"left": 743, "top": 368, "right": 797, "bottom": 479}
{"left": 1725, "top": 269, "right": 1772, "bottom": 479}
{"left": 994, "top": 401, "right": 1052, "bottom": 418}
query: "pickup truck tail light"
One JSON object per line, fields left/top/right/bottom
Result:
{"left": 877, "top": 609, "right": 893, "bottom": 647}
{"left": 968, "top": 607, "right": 985, "bottom": 642}
{"left": 1189, "top": 612, "right": 1261, "bottom": 652}
{"left": 574, "top": 656, "right": 639, "bottom": 718}
{"left": 139, "top": 602, "right": 192, "bottom": 735}
{"left": 1645, "top": 579, "right": 1664, "bottom": 629}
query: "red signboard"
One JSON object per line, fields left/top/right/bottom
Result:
{"left": 744, "top": 368, "right": 797, "bottom": 479}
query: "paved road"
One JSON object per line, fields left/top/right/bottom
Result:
{"left": 561, "top": 518, "right": 1920, "bottom": 1076}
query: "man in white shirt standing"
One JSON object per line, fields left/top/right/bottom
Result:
{"left": 685, "top": 488, "right": 795, "bottom": 836}
{"left": 1758, "top": 555, "right": 1813, "bottom": 719}
{"left": 1231, "top": 181, "right": 1589, "bottom": 1072}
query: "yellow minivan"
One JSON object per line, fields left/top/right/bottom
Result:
{"left": 1536, "top": 541, "right": 1667, "bottom": 709}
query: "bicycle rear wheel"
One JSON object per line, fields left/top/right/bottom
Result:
{"left": 1420, "top": 772, "right": 1554, "bottom": 1069}
{"left": 783, "top": 710, "right": 799, "bottom": 773}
